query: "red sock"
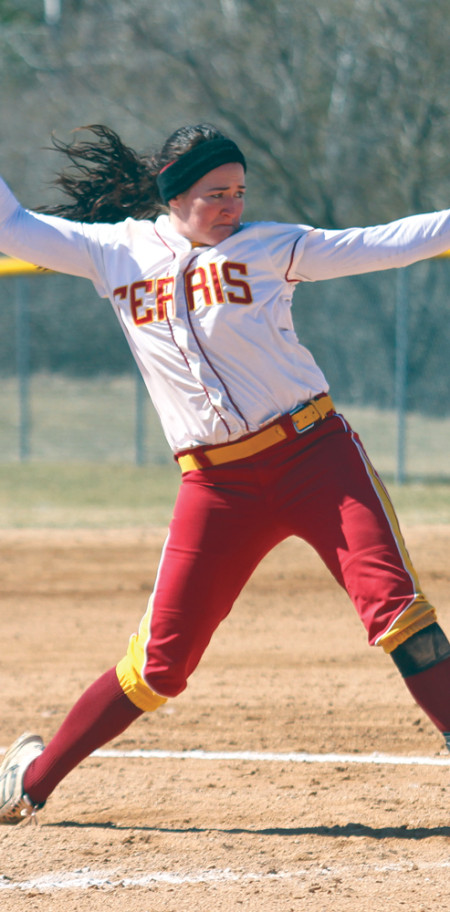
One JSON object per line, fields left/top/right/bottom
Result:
{"left": 24, "top": 667, "right": 143, "bottom": 804}
{"left": 403, "top": 656, "right": 450, "bottom": 733}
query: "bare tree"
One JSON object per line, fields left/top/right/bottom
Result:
{"left": 0, "top": 0, "right": 449, "bottom": 411}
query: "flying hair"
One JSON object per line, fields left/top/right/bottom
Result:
{"left": 39, "top": 123, "right": 236, "bottom": 223}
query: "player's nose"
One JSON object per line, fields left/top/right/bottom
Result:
{"left": 221, "top": 197, "right": 242, "bottom": 216}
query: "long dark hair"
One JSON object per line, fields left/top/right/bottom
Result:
{"left": 39, "top": 123, "right": 230, "bottom": 223}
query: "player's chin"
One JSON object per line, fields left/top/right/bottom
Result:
{"left": 213, "top": 224, "right": 240, "bottom": 242}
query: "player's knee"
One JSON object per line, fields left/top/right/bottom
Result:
{"left": 116, "top": 646, "right": 188, "bottom": 709}
{"left": 118, "top": 593, "right": 192, "bottom": 704}
{"left": 116, "top": 654, "right": 168, "bottom": 712}
{"left": 390, "top": 622, "right": 450, "bottom": 677}
{"left": 375, "top": 596, "right": 436, "bottom": 652}
{"left": 144, "top": 666, "right": 188, "bottom": 700}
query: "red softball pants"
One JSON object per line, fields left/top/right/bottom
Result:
{"left": 118, "top": 413, "right": 435, "bottom": 706}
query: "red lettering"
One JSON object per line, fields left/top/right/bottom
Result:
{"left": 156, "top": 276, "right": 175, "bottom": 321}
{"left": 113, "top": 285, "right": 127, "bottom": 302}
{"left": 209, "top": 262, "right": 225, "bottom": 304}
{"left": 185, "top": 267, "right": 213, "bottom": 311}
{"left": 131, "top": 280, "right": 155, "bottom": 325}
{"left": 113, "top": 262, "right": 253, "bottom": 323}
{"left": 222, "top": 262, "right": 253, "bottom": 305}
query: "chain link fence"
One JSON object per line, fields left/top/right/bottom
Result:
{"left": 1, "top": 257, "right": 449, "bottom": 481}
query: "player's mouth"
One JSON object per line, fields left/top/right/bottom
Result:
{"left": 214, "top": 222, "right": 240, "bottom": 233}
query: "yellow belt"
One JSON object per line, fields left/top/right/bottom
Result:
{"left": 177, "top": 395, "right": 335, "bottom": 473}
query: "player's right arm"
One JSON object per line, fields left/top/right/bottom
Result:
{"left": 0, "top": 175, "right": 104, "bottom": 282}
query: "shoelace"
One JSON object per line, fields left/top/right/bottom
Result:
{"left": 20, "top": 804, "right": 40, "bottom": 826}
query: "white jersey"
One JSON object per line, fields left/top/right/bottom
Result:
{"left": 1, "top": 175, "right": 450, "bottom": 452}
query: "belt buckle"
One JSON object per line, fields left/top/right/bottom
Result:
{"left": 290, "top": 400, "right": 318, "bottom": 435}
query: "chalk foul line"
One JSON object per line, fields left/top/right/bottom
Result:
{"left": 0, "top": 869, "right": 307, "bottom": 891}
{"left": 1, "top": 746, "right": 450, "bottom": 767}
{"left": 2, "top": 860, "right": 450, "bottom": 892}
{"left": 91, "top": 747, "right": 450, "bottom": 767}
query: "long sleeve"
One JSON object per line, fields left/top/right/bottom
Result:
{"left": 291, "top": 209, "right": 450, "bottom": 282}
{"left": 0, "top": 175, "right": 102, "bottom": 282}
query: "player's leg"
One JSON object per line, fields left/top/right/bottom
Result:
{"left": 18, "top": 666, "right": 145, "bottom": 810}
{"left": 13, "top": 464, "right": 282, "bottom": 816}
{"left": 389, "top": 624, "right": 450, "bottom": 749}
{"left": 278, "top": 414, "right": 450, "bottom": 744}
{"left": 116, "top": 462, "right": 285, "bottom": 701}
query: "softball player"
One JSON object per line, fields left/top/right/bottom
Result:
{"left": 1, "top": 123, "right": 450, "bottom": 824}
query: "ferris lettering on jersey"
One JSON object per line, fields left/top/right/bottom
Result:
{"left": 113, "top": 260, "right": 253, "bottom": 326}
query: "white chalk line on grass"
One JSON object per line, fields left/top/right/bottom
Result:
{"left": 1, "top": 746, "right": 450, "bottom": 767}
{"left": 2, "top": 860, "right": 450, "bottom": 893}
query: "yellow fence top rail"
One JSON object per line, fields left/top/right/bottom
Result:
{"left": 0, "top": 257, "right": 53, "bottom": 277}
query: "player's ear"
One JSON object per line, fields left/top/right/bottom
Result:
{"left": 168, "top": 195, "right": 181, "bottom": 212}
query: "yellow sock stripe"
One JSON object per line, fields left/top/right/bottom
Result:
{"left": 116, "top": 655, "right": 167, "bottom": 711}
{"left": 116, "top": 594, "right": 167, "bottom": 712}
{"left": 349, "top": 427, "right": 436, "bottom": 653}
{"left": 377, "top": 601, "right": 437, "bottom": 653}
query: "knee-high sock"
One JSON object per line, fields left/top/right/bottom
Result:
{"left": 23, "top": 667, "right": 143, "bottom": 804}
{"left": 403, "top": 656, "right": 450, "bottom": 734}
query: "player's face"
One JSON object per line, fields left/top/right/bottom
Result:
{"left": 169, "top": 162, "right": 246, "bottom": 246}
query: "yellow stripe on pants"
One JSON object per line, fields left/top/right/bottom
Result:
{"left": 359, "top": 450, "right": 436, "bottom": 653}
{"left": 116, "top": 595, "right": 167, "bottom": 711}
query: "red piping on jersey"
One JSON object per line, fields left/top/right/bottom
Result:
{"left": 155, "top": 259, "right": 218, "bottom": 418}
{"left": 181, "top": 254, "right": 250, "bottom": 434}
{"left": 154, "top": 225, "right": 178, "bottom": 264}
{"left": 152, "top": 232, "right": 228, "bottom": 430}
{"left": 285, "top": 234, "right": 306, "bottom": 284}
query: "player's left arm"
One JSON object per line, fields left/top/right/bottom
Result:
{"left": 291, "top": 209, "right": 450, "bottom": 282}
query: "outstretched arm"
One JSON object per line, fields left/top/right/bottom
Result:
{"left": 0, "top": 176, "right": 103, "bottom": 282}
{"left": 291, "top": 209, "right": 450, "bottom": 282}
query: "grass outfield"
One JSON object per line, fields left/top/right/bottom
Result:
{"left": 0, "top": 463, "right": 180, "bottom": 528}
{"left": 1, "top": 462, "right": 450, "bottom": 528}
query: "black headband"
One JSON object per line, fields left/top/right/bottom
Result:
{"left": 156, "top": 138, "right": 246, "bottom": 204}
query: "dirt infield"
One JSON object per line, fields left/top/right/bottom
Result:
{"left": 1, "top": 525, "right": 450, "bottom": 911}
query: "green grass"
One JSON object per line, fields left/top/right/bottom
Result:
{"left": 387, "top": 482, "right": 450, "bottom": 524}
{"left": 1, "top": 463, "right": 450, "bottom": 528}
{"left": 0, "top": 463, "right": 180, "bottom": 528}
